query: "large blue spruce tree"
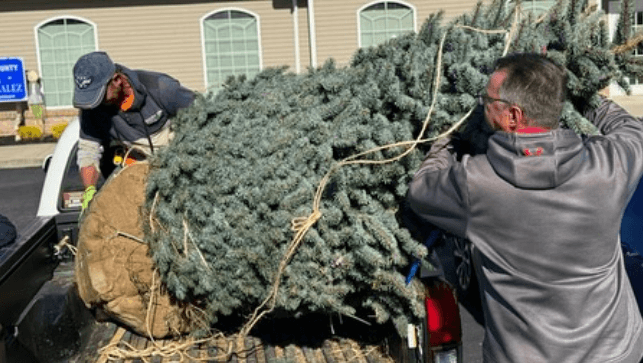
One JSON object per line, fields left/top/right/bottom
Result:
{"left": 142, "top": 0, "right": 643, "bottom": 337}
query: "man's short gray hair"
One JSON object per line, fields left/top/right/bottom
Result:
{"left": 494, "top": 53, "right": 567, "bottom": 129}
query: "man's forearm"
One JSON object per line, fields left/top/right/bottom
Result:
{"left": 80, "top": 165, "right": 100, "bottom": 189}
{"left": 584, "top": 97, "right": 641, "bottom": 135}
{"left": 77, "top": 138, "right": 103, "bottom": 189}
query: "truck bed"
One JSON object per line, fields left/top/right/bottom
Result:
{"left": 2, "top": 219, "right": 422, "bottom": 363}
{"left": 85, "top": 323, "right": 395, "bottom": 363}
{"left": 45, "top": 261, "right": 398, "bottom": 363}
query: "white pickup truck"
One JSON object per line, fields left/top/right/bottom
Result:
{"left": 1, "top": 118, "right": 464, "bottom": 363}
{"left": 38, "top": 118, "right": 102, "bottom": 223}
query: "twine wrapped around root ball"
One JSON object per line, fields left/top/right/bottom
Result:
{"left": 75, "top": 162, "right": 200, "bottom": 339}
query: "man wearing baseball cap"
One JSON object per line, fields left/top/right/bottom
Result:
{"left": 72, "top": 51, "right": 195, "bottom": 211}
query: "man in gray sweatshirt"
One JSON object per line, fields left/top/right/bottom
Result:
{"left": 407, "top": 53, "right": 643, "bottom": 362}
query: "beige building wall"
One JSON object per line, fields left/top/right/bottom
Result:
{"left": 310, "top": 0, "right": 489, "bottom": 68}
{"left": 0, "top": 0, "right": 508, "bottom": 101}
{"left": 0, "top": 0, "right": 302, "bottom": 134}
{"left": 0, "top": 6, "right": 41, "bottom": 80}
{"left": 310, "top": 1, "right": 360, "bottom": 68}
{"left": 0, "top": 0, "right": 299, "bottom": 96}
{"left": 416, "top": 0, "right": 487, "bottom": 19}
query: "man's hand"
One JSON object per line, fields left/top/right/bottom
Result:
{"left": 413, "top": 136, "right": 454, "bottom": 177}
{"left": 81, "top": 185, "right": 97, "bottom": 211}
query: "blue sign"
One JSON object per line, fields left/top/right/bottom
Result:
{"left": 0, "top": 57, "right": 27, "bottom": 102}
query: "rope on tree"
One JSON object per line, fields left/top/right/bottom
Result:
{"left": 109, "top": 24, "right": 480, "bottom": 361}
{"left": 238, "top": 8, "right": 522, "bottom": 337}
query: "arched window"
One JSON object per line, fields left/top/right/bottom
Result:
{"left": 359, "top": 1, "right": 415, "bottom": 48}
{"left": 36, "top": 17, "right": 97, "bottom": 108}
{"left": 508, "top": 0, "right": 557, "bottom": 17}
{"left": 201, "top": 9, "right": 261, "bottom": 90}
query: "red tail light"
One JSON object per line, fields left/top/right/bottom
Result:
{"left": 425, "top": 281, "right": 462, "bottom": 347}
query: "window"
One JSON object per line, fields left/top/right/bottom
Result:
{"left": 630, "top": 11, "right": 643, "bottom": 84}
{"left": 36, "top": 18, "right": 97, "bottom": 108}
{"left": 202, "top": 9, "right": 261, "bottom": 90}
{"left": 507, "top": 0, "right": 557, "bottom": 17}
{"left": 359, "top": 1, "right": 415, "bottom": 48}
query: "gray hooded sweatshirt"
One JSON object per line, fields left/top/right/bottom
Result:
{"left": 408, "top": 99, "right": 643, "bottom": 363}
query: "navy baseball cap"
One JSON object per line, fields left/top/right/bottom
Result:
{"left": 72, "top": 51, "right": 116, "bottom": 109}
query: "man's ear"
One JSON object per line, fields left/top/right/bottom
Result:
{"left": 507, "top": 106, "right": 523, "bottom": 131}
{"left": 115, "top": 73, "right": 132, "bottom": 89}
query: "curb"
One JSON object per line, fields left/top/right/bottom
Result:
{"left": 0, "top": 159, "right": 48, "bottom": 169}
{"left": 0, "top": 142, "right": 57, "bottom": 170}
